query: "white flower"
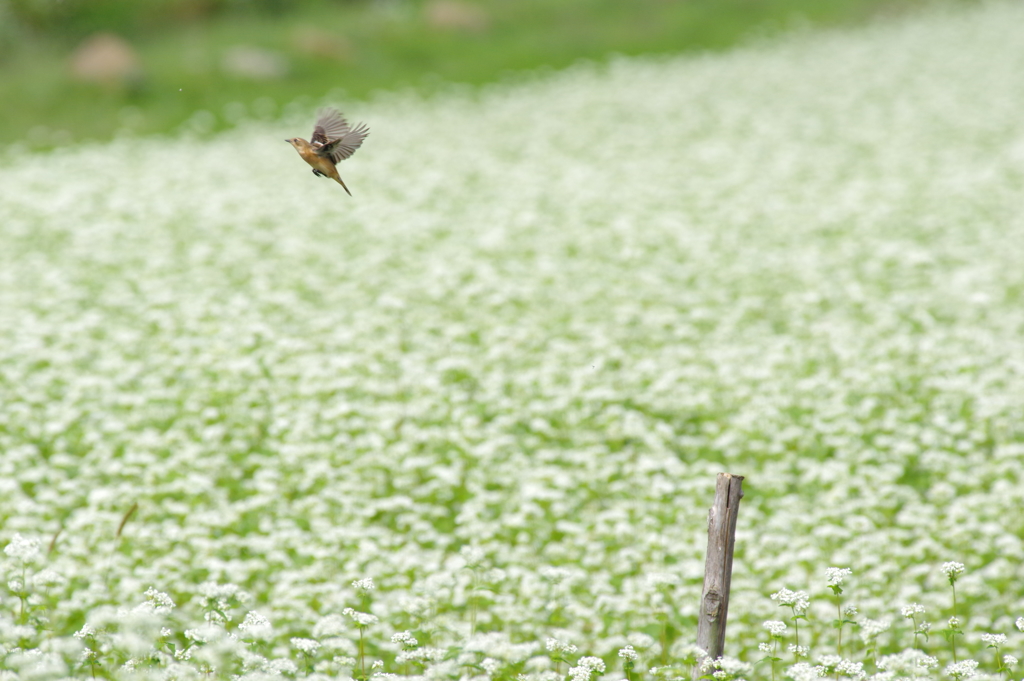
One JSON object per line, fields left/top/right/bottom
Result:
{"left": 292, "top": 637, "right": 320, "bottom": 654}
{"left": 944, "top": 659, "right": 978, "bottom": 679}
{"left": 267, "top": 658, "right": 298, "bottom": 675}
{"left": 835, "top": 660, "right": 864, "bottom": 679}
{"left": 758, "top": 642, "right": 773, "bottom": 653}
{"left": 74, "top": 624, "right": 96, "bottom": 640}
{"left": 391, "top": 631, "right": 418, "bottom": 648}
{"left": 878, "top": 649, "right": 939, "bottom": 673}
{"left": 941, "top": 562, "right": 965, "bottom": 581}
{"left": 352, "top": 578, "right": 376, "bottom": 592}
{"left": 901, "top": 603, "right": 925, "bottom": 618}
{"left": 32, "top": 569, "right": 66, "bottom": 588}
{"left": 858, "top": 618, "right": 889, "bottom": 642}
{"left": 238, "top": 611, "right": 273, "bottom": 640}
{"left": 342, "top": 607, "right": 378, "bottom": 627}
{"left": 980, "top": 633, "right": 1006, "bottom": 647}
{"left": 787, "top": 644, "right": 809, "bottom": 658}
{"left": 1016, "top": 617, "right": 1024, "bottom": 633}
{"left": 825, "top": 568, "right": 852, "bottom": 587}
{"left": 785, "top": 662, "right": 820, "bottom": 681}
{"left": 618, "top": 645, "right": 638, "bottom": 661}
{"left": 1003, "top": 655, "right": 1017, "bottom": 667}
{"left": 546, "top": 638, "right": 578, "bottom": 655}
{"left": 539, "top": 566, "right": 573, "bottom": 584}
{"left": 568, "top": 656, "right": 606, "bottom": 681}
{"left": 139, "top": 587, "right": 175, "bottom": 614}
{"left": 764, "top": 620, "right": 787, "bottom": 637}
{"left": 771, "top": 588, "right": 810, "bottom": 614}
{"left": 3, "top": 534, "right": 40, "bottom": 562}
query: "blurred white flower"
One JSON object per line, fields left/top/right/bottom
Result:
{"left": 3, "top": 534, "right": 40, "bottom": 562}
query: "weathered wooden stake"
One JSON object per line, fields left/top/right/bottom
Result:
{"left": 694, "top": 472, "right": 744, "bottom": 676}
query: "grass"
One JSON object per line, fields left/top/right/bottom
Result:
{"left": 0, "top": 0, "right": 977, "bottom": 149}
{"left": 2, "top": 0, "right": 1024, "bottom": 678}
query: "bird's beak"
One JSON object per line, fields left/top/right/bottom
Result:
{"left": 284, "top": 139, "right": 291, "bottom": 143}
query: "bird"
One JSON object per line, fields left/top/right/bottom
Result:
{"left": 286, "top": 108, "right": 369, "bottom": 196}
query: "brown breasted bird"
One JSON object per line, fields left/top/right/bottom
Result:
{"left": 286, "top": 108, "right": 369, "bottom": 196}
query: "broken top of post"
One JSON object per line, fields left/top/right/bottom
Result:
{"left": 694, "top": 472, "right": 745, "bottom": 675}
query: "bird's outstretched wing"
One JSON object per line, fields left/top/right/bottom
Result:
{"left": 310, "top": 108, "right": 351, "bottom": 147}
{"left": 319, "top": 122, "right": 370, "bottom": 162}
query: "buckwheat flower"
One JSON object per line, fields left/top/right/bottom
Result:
{"left": 540, "top": 566, "right": 573, "bottom": 584}
{"left": 835, "top": 660, "right": 864, "bottom": 679}
{"left": 901, "top": 604, "right": 926, "bottom": 618}
{"left": 292, "top": 638, "right": 320, "bottom": 655}
{"left": 4, "top": 534, "right": 41, "bottom": 562}
{"left": 74, "top": 624, "right": 96, "bottom": 640}
{"left": 858, "top": 618, "right": 889, "bottom": 643}
{"left": 918, "top": 622, "right": 932, "bottom": 633}
{"left": 185, "top": 628, "right": 208, "bottom": 643}
{"left": 787, "top": 644, "right": 809, "bottom": 657}
{"left": 980, "top": 633, "right": 1006, "bottom": 647}
{"left": 843, "top": 605, "right": 858, "bottom": 617}
{"left": 771, "top": 588, "right": 810, "bottom": 614}
{"left": 878, "top": 650, "right": 939, "bottom": 673}
{"left": 372, "top": 659, "right": 385, "bottom": 670}
{"left": 460, "top": 545, "right": 485, "bottom": 566}
{"left": 817, "top": 655, "right": 842, "bottom": 670}
{"left": 342, "top": 607, "right": 378, "bottom": 627}
{"left": 7, "top": 577, "right": 25, "bottom": 594}
{"left": 1016, "top": 617, "right": 1024, "bottom": 632}
{"left": 764, "top": 620, "right": 787, "bottom": 637}
{"left": 948, "top": 617, "right": 962, "bottom": 629}
{"left": 1004, "top": 655, "right": 1017, "bottom": 667}
{"left": 391, "top": 631, "right": 418, "bottom": 648}
{"left": 268, "top": 658, "right": 298, "bottom": 675}
{"left": 140, "top": 587, "right": 175, "bottom": 614}
{"left": 238, "top": 611, "right": 273, "bottom": 640}
{"left": 482, "top": 658, "right": 501, "bottom": 675}
{"left": 569, "top": 656, "right": 606, "bottom": 681}
{"left": 618, "top": 645, "right": 638, "bottom": 662}
{"left": 32, "top": 569, "right": 66, "bottom": 588}
{"left": 786, "top": 662, "right": 819, "bottom": 681}
{"left": 546, "top": 638, "right": 578, "bottom": 656}
{"left": 944, "top": 659, "right": 978, "bottom": 679}
{"left": 941, "top": 562, "right": 965, "bottom": 584}
{"left": 825, "top": 568, "right": 852, "bottom": 587}
{"left": 313, "top": 614, "right": 346, "bottom": 638}
{"left": 758, "top": 642, "right": 772, "bottom": 653}
{"left": 352, "top": 578, "right": 375, "bottom": 593}
{"left": 713, "top": 657, "right": 751, "bottom": 676}
{"left": 626, "top": 633, "right": 655, "bottom": 650}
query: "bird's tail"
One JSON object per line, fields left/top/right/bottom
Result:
{"left": 334, "top": 175, "right": 352, "bottom": 197}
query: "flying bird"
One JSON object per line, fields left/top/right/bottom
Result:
{"left": 286, "top": 108, "right": 369, "bottom": 196}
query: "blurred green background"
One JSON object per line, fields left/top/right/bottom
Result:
{"left": 0, "top": 0, "right": 972, "bottom": 149}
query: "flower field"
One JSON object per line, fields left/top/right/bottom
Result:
{"left": 2, "top": 1, "right": 1024, "bottom": 679}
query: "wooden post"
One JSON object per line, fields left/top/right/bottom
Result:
{"left": 694, "top": 472, "right": 744, "bottom": 675}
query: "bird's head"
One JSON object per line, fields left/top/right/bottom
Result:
{"left": 285, "top": 138, "right": 308, "bottom": 150}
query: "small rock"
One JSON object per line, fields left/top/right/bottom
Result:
{"left": 70, "top": 33, "right": 143, "bottom": 88}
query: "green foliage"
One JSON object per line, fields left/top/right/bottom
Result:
{"left": 0, "top": 0, "right": 979, "bottom": 148}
